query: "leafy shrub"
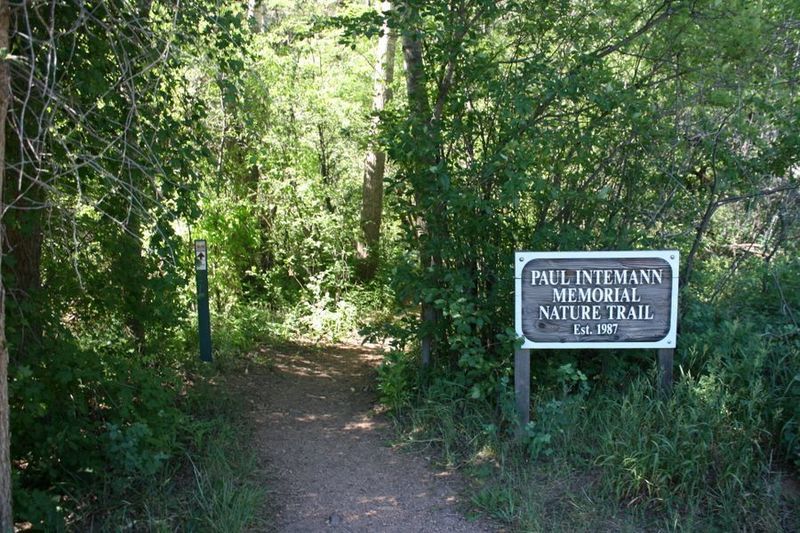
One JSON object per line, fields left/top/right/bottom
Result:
{"left": 379, "top": 315, "right": 798, "bottom": 529}
{"left": 376, "top": 349, "right": 417, "bottom": 411}
{"left": 212, "top": 302, "right": 290, "bottom": 359}
{"left": 279, "top": 280, "right": 395, "bottom": 342}
{"left": 680, "top": 298, "right": 800, "bottom": 469}
{"left": 10, "top": 338, "right": 186, "bottom": 528}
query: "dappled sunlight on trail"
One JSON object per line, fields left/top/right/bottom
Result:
{"left": 232, "top": 341, "right": 498, "bottom": 532}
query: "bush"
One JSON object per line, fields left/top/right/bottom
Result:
{"left": 376, "top": 349, "right": 417, "bottom": 412}
{"left": 10, "top": 338, "right": 186, "bottom": 528}
{"left": 680, "top": 298, "right": 800, "bottom": 470}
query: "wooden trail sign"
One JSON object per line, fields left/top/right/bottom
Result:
{"left": 515, "top": 250, "right": 679, "bottom": 349}
{"left": 513, "top": 250, "right": 679, "bottom": 436}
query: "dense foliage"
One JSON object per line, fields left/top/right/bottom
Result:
{"left": 370, "top": 0, "right": 799, "bottom": 528}
{"left": 2, "top": 0, "right": 798, "bottom": 530}
{"left": 4, "top": 0, "right": 262, "bottom": 528}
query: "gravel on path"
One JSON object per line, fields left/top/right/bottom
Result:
{"left": 237, "top": 341, "right": 499, "bottom": 533}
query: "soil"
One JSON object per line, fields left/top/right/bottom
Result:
{"left": 234, "top": 341, "right": 499, "bottom": 533}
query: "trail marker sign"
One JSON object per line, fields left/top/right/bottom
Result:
{"left": 194, "top": 239, "right": 212, "bottom": 362}
{"left": 195, "top": 239, "right": 208, "bottom": 271}
{"left": 513, "top": 250, "right": 679, "bottom": 436}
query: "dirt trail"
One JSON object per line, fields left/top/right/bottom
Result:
{"left": 237, "top": 341, "right": 497, "bottom": 532}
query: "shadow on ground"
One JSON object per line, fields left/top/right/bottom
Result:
{"left": 228, "top": 340, "right": 498, "bottom": 533}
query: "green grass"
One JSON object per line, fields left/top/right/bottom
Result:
{"left": 66, "top": 364, "right": 267, "bottom": 531}
{"left": 386, "top": 371, "right": 800, "bottom": 532}
{"left": 392, "top": 397, "right": 649, "bottom": 531}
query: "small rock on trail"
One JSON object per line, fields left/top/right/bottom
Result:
{"left": 236, "top": 341, "right": 499, "bottom": 533}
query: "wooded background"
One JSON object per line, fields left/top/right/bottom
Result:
{"left": 0, "top": 0, "right": 797, "bottom": 529}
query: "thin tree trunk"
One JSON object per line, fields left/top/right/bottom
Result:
{"left": 357, "top": 1, "right": 397, "bottom": 281}
{"left": 119, "top": 0, "right": 155, "bottom": 354}
{"left": 318, "top": 123, "right": 335, "bottom": 213}
{"left": 401, "top": 8, "right": 439, "bottom": 367}
{"left": 3, "top": 185, "right": 44, "bottom": 360}
{"left": 0, "top": 0, "right": 14, "bottom": 524}
{"left": 247, "top": 164, "right": 277, "bottom": 274}
{"left": 682, "top": 167, "right": 719, "bottom": 291}
{"left": 122, "top": 211, "right": 146, "bottom": 352}
{"left": 682, "top": 194, "right": 717, "bottom": 290}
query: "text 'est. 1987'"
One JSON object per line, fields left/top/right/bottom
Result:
{"left": 514, "top": 251, "right": 679, "bottom": 349}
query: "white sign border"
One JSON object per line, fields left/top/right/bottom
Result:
{"left": 515, "top": 250, "right": 679, "bottom": 350}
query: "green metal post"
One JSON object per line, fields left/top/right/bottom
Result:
{"left": 195, "top": 239, "right": 212, "bottom": 362}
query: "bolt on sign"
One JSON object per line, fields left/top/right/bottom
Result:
{"left": 515, "top": 251, "right": 679, "bottom": 349}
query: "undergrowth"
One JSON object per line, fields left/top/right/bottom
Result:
{"left": 70, "top": 377, "right": 266, "bottom": 531}
{"left": 10, "top": 308, "right": 267, "bottom": 531}
{"left": 380, "top": 329, "right": 800, "bottom": 531}
{"left": 374, "top": 257, "right": 800, "bottom": 531}
{"left": 212, "top": 282, "right": 395, "bottom": 350}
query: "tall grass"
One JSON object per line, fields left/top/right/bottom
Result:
{"left": 382, "top": 349, "right": 799, "bottom": 531}
{"left": 68, "top": 374, "right": 266, "bottom": 531}
{"left": 591, "top": 375, "right": 783, "bottom": 530}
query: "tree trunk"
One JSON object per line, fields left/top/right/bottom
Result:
{"left": 2, "top": 184, "right": 44, "bottom": 361}
{"left": 400, "top": 6, "right": 440, "bottom": 367}
{"left": 118, "top": 0, "right": 154, "bottom": 354}
{"left": 356, "top": 1, "right": 397, "bottom": 281}
{"left": 317, "top": 123, "right": 335, "bottom": 213}
{"left": 682, "top": 169, "right": 719, "bottom": 291}
{"left": 246, "top": 164, "right": 277, "bottom": 275}
{"left": 3, "top": 13, "right": 48, "bottom": 361}
{"left": 121, "top": 211, "right": 147, "bottom": 352}
{"left": 0, "top": 0, "right": 14, "bottom": 525}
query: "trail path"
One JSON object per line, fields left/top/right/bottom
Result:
{"left": 236, "top": 341, "right": 498, "bottom": 532}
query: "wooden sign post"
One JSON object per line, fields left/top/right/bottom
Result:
{"left": 195, "top": 239, "right": 213, "bottom": 363}
{"left": 514, "top": 250, "right": 679, "bottom": 434}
